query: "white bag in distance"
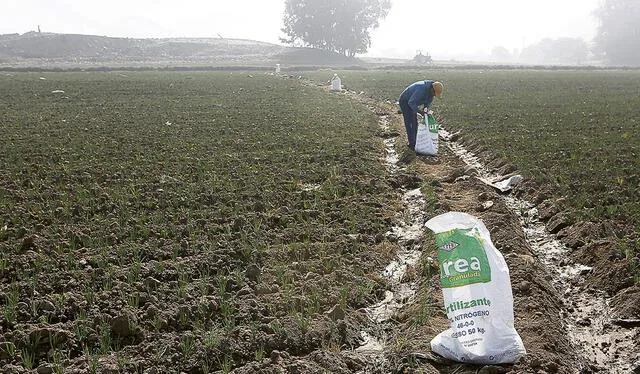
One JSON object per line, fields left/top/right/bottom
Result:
{"left": 415, "top": 111, "right": 439, "bottom": 156}
{"left": 425, "top": 212, "right": 526, "bottom": 364}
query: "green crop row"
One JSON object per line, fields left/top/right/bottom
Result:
{"left": 0, "top": 71, "right": 396, "bottom": 371}
{"left": 305, "top": 69, "right": 640, "bottom": 256}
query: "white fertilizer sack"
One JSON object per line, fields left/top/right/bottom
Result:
{"left": 415, "top": 111, "right": 439, "bottom": 156}
{"left": 425, "top": 212, "right": 526, "bottom": 364}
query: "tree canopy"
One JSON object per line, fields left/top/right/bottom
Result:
{"left": 520, "top": 38, "right": 589, "bottom": 64}
{"left": 280, "top": 0, "right": 391, "bottom": 57}
{"left": 594, "top": 0, "right": 640, "bottom": 66}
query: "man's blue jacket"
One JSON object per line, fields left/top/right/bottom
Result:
{"left": 399, "top": 80, "right": 435, "bottom": 115}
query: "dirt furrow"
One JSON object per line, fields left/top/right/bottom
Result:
{"left": 445, "top": 126, "right": 639, "bottom": 373}
{"left": 337, "top": 90, "right": 591, "bottom": 373}
{"left": 304, "top": 80, "right": 636, "bottom": 373}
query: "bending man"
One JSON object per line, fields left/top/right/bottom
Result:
{"left": 398, "top": 80, "right": 444, "bottom": 151}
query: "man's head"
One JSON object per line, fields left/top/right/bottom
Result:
{"left": 432, "top": 81, "right": 444, "bottom": 98}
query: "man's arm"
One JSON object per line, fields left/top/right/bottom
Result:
{"left": 423, "top": 85, "right": 435, "bottom": 113}
{"left": 424, "top": 96, "right": 434, "bottom": 112}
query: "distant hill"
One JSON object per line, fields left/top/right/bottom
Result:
{"left": 0, "top": 32, "right": 362, "bottom": 69}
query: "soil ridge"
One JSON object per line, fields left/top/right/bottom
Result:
{"left": 334, "top": 86, "right": 592, "bottom": 373}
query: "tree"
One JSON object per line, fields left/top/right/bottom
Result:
{"left": 281, "top": 0, "right": 391, "bottom": 57}
{"left": 520, "top": 38, "right": 588, "bottom": 64}
{"left": 594, "top": 0, "right": 640, "bottom": 65}
{"left": 490, "top": 46, "right": 511, "bottom": 62}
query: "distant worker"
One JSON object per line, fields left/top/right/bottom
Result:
{"left": 398, "top": 80, "right": 443, "bottom": 162}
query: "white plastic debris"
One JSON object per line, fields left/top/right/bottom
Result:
{"left": 492, "top": 175, "right": 523, "bottom": 192}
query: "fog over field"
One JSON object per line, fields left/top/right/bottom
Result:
{"left": 2, "top": 0, "right": 601, "bottom": 62}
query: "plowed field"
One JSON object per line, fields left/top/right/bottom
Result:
{"left": 1, "top": 70, "right": 638, "bottom": 374}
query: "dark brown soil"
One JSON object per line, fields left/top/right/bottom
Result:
{"left": 329, "top": 88, "right": 639, "bottom": 374}
{"left": 375, "top": 102, "right": 585, "bottom": 374}
{"left": 1, "top": 75, "right": 637, "bottom": 374}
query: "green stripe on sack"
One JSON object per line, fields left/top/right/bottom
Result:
{"left": 427, "top": 113, "right": 439, "bottom": 133}
{"left": 435, "top": 228, "right": 492, "bottom": 288}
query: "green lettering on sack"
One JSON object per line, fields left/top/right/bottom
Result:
{"left": 435, "top": 228, "right": 492, "bottom": 288}
{"left": 427, "top": 113, "right": 439, "bottom": 133}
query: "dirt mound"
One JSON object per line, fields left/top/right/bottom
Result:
{"left": 0, "top": 32, "right": 285, "bottom": 59}
{"left": 0, "top": 32, "right": 362, "bottom": 68}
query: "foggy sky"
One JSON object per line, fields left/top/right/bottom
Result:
{"left": 1, "top": 0, "right": 600, "bottom": 60}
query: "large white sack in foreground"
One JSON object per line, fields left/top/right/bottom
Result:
{"left": 425, "top": 212, "right": 526, "bottom": 364}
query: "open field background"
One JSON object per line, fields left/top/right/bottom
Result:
{"left": 0, "top": 71, "right": 400, "bottom": 372}
{"left": 1, "top": 69, "right": 639, "bottom": 373}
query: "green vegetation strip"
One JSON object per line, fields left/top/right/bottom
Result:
{"left": 306, "top": 69, "right": 639, "bottom": 258}
{"left": 0, "top": 71, "right": 395, "bottom": 371}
